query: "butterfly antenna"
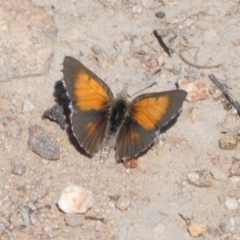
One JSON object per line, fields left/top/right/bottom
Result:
{"left": 130, "top": 82, "right": 157, "bottom": 98}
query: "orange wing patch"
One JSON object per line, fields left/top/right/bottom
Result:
{"left": 131, "top": 95, "right": 170, "bottom": 130}
{"left": 74, "top": 71, "right": 110, "bottom": 111}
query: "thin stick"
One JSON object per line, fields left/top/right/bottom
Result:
{"left": 179, "top": 50, "right": 221, "bottom": 69}
{"left": 209, "top": 74, "right": 240, "bottom": 116}
{"left": 153, "top": 30, "right": 171, "bottom": 57}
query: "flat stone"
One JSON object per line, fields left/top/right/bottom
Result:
{"left": 225, "top": 197, "right": 238, "bottom": 210}
{"left": 219, "top": 133, "right": 238, "bottom": 150}
{"left": 12, "top": 164, "right": 26, "bottom": 176}
{"left": 211, "top": 166, "right": 230, "bottom": 182}
{"left": 28, "top": 125, "right": 60, "bottom": 160}
{"left": 0, "top": 0, "right": 57, "bottom": 81}
{"left": 219, "top": 218, "right": 235, "bottom": 233}
{"left": 116, "top": 196, "right": 131, "bottom": 211}
{"left": 178, "top": 79, "right": 209, "bottom": 102}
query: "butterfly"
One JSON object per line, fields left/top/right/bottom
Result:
{"left": 62, "top": 56, "right": 187, "bottom": 162}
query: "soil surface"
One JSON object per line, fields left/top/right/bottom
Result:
{"left": 0, "top": 0, "right": 240, "bottom": 239}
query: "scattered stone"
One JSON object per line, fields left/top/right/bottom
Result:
{"left": 28, "top": 201, "right": 38, "bottom": 213}
{"left": 210, "top": 166, "right": 230, "bottom": 181}
{"left": 108, "top": 201, "right": 115, "bottom": 208}
{"left": 19, "top": 205, "right": 30, "bottom": 227}
{"left": 187, "top": 172, "right": 200, "bottom": 183}
{"left": 168, "top": 67, "right": 181, "bottom": 75}
{"left": 0, "top": 223, "right": 5, "bottom": 235}
{"left": 232, "top": 155, "right": 240, "bottom": 161}
{"left": 187, "top": 221, "right": 207, "bottom": 237}
{"left": 157, "top": 56, "right": 163, "bottom": 67}
{"left": 57, "top": 185, "right": 94, "bottom": 214}
{"left": 187, "top": 171, "right": 214, "bottom": 188}
{"left": 91, "top": 44, "right": 102, "bottom": 55}
{"left": 28, "top": 125, "right": 60, "bottom": 160}
{"left": 42, "top": 104, "right": 65, "bottom": 130}
{"left": 123, "top": 0, "right": 138, "bottom": 5}
{"left": 64, "top": 213, "right": 85, "bottom": 227}
{"left": 132, "top": 5, "right": 142, "bottom": 14}
{"left": 30, "top": 212, "right": 38, "bottom": 225}
{"left": 155, "top": 11, "right": 165, "bottom": 18}
{"left": 178, "top": 80, "right": 209, "bottom": 102}
{"left": 151, "top": 222, "right": 166, "bottom": 234}
{"left": 142, "top": 54, "right": 152, "bottom": 62}
{"left": 218, "top": 195, "right": 226, "bottom": 204}
{"left": 219, "top": 133, "right": 238, "bottom": 150}
{"left": 122, "top": 158, "right": 138, "bottom": 168}
{"left": 219, "top": 218, "right": 235, "bottom": 233}
{"left": 95, "top": 220, "right": 103, "bottom": 231}
{"left": 22, "top": 99, "right": 35, "bottom": 114}
{"left": 225, "top": 197, "right": 238, "bottom": 210}
{"left": 231, "top": 159, "right": 240, "bottom": 175}
{"left": 116, "top": 196, "right": 131, "bottom": 211}
{"left": 0, "top": 0, "right": 57, "bottom": 81}
{"left": 12, "top": 164, "right": 26, "bottom": 176}
{"left": 189, "top": 107, "right": 199, "bottom": 123}
{"left": 210, "top": 87, "right": 222, "bottom": 99}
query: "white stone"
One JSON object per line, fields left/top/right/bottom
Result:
{"left": 57, "top": 185, "right": 94, "bottom": 214}
{"left": 225, "top": 197, "right": 238, "bottom": 210}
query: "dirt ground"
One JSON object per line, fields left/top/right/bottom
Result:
{"left": 1, "top": 0, "right": 240, "bottom": 239}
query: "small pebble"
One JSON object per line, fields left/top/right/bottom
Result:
{"left": 155, "top": 11, "right": 165, "bottom": 18}
{"left": 187, "top": 221, "right": 207, "bottom": 237}
{"left": 210, "top": 87, "right": 222, "bottom": 99}
{"left": 142, "top": 54, "right": 152, "bottom": 62}
{"left": 91, "top": 44, "right": 102, "bottom": 55}
{"left": 64, "top": 213, "right": 85, "bottom": 227}
{"left": 225, "top": 197, "right": 238, "bottom": 210}
{"left": 28, "top": 125, "right": 60, "bottom": 160}
{"left": 219, "top": 218, "right": 235, "bottom": 233}
{"left": 95, "top": 220, "right": 102, "bottom": 232}
{"left": 168, "top": 67, "right": 181, "bottom": 75}
{"left": 0, "top": 223, "right": 5, "bottom": 235}
{"left": 151, "top": 222, "right": 166, "bottom": 234}
{"left": 22, "top": 99, "right": 35, "bottom": 114}
{"left": 219, "top": 133, "right": 238, "bottom": 150}
{"left": 122, "top": 158, "right": 138, "bottom": 168}
{"left": 28, "top": 201, "right": 38, "bottom": 213}
{"left": 132, "top": 5, "right": 142, "bottom": 13}
{"left": 187, "top": 172, "right": 200, "bottom": 183}
{"left": 12, "top": 164, "right": 26, "bottom": 176}
{"left": 178, "top": 80, "right": 209, "bottom": 102}
{"left": 19, "top": 205, "right": 30, "bottom": 227}
{"left": 189, "top": 107, "right": 199, "bottom": 123}
{"left": 108, "top": 201, "right": 115, "bottom": 208}
{"left": 57, "top": 185, "right": 94, "bottom": 214}
{"left": 210, "top": 166, "right": 230, "bottom": 181}
{"left": 123, "top": 0, "right": 138, "bottom": 5}
{"left": 116, "top": 196, "right": 131, "bottom": 211}
{"left": 157, "top": 56, "right": 163, "bottom": 66}
{"left": 218, "top": 195, "right": 226, "bottom": 204}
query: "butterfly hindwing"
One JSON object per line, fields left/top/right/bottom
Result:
{"left": 63, "top": 56, "right": 113, "bottom": 154}
{"left": 115, "top": 90, "right": 187, "bottom": 161}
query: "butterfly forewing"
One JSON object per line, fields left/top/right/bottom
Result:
{"left": 63, "top": 56, "right": 113, "bottom": 155}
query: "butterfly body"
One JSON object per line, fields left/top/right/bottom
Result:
{"left": 63, "top": 56, "right": 187, "bottom": 162}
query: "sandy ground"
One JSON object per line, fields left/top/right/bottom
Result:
{"left": 0, "top": 0, "right": 240, "bottom": 239}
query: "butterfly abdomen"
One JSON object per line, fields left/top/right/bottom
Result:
{"left": 99, "top": 98, "right": 128, "bottom": 161}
